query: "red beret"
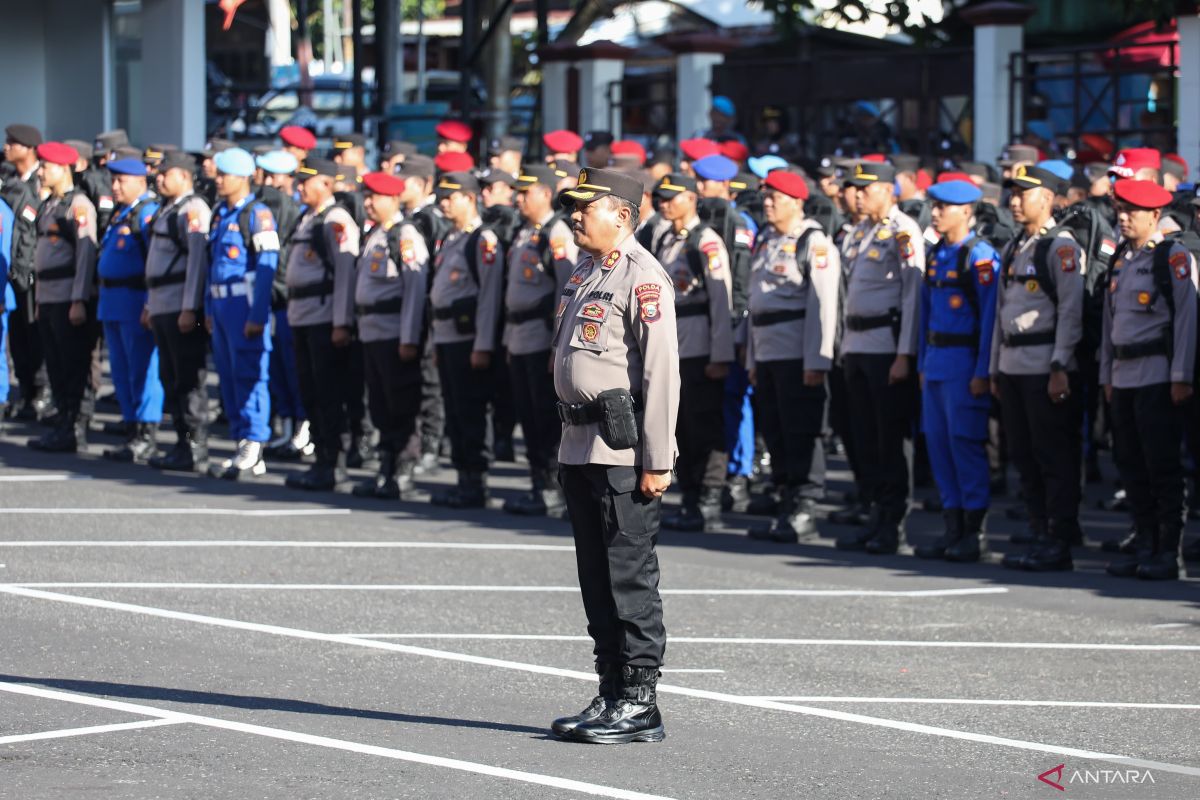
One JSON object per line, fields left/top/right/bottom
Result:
{"left": 280, "top": 125, "right": 317, "bottom": 150}
{"left": 680, "top": 138, "right": 719, "bottom": 162}
{"left": 543, "top": 129, "right": 583, "bottom": 154}
{"left": 1109, "top": 147, "right": 1162, "bottom": 178}
{"left": 861, "top": 153, "right": 888, "bottom": 163}
{"left": 610, "top": 140, "right": 646, "bottom": 165}
{"left": 1080, "top": 133, "right": 1115, "bottom": 160}
{"left": 763, "top": 170, "right": 809, "bottom": 200}
{"left": 915, "top": 168, "right": 933, "bottom": 191}
{"left": 362, "top": 171, "right": 406, "bottom": 196}
{"left": 36, "top": 141, "right": 79, "bottom": 166}
{"left": 435, "top": 120, "right": 473, "bottom": 143}
{"left": 1112, "top": 178, "right": 1172, "bottom": 209}
{"left": 434, "top": 151, "right": 475, "bottom": 172}
{"left": 718, "top": 140, "right": 750, "bottom": 164}
{"left": 937, "top": 171, "right": 974, "bottom": 184}
{"left": 1164, "top": 152, "right": 1189, "bottom": 177}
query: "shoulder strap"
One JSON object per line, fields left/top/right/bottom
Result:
{"left": 1152, "top": 240, "right": 1178, "bottom": 322}
{"left": 954, "top": 236, "right": 981, "bottom": 319}
{"left": 794, "top": 227, "right": 820, "bottom": 283}
{"left": 385, "top": 223, "right": 406, "bottom": 269}
{"left": 1031, "top": 226, "right": 1067, "bottom": 305}
{"left": 683, "top": 225, "right": 708, "bottom": 282}
{"left": 536, "top": 212, "right": 568, "bottom": 272}
{"left": 238, "top": 203, "right": 257, "bottom": 258}
{"left": 635, "top": 220, "right": 655, "bottom": 251}
{"left": 306, "top": 205, "right": 335, "bottom": 269}
{"left": 465, "top": 227, "right": 484, "bottom": 286}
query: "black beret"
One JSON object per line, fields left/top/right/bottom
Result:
{"left": 397, "top": 154, "right": 435, "bottom": 178}
{"left": 5, "top": 124, "right": 42, "bottom": 148}
{"left": 160, "top": 151, "right": 197, "bottom": 173}
{"left": 383, "top": 140, "right": 418, "bottom": 158}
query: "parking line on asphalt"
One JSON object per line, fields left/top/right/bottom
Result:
{"left": 0, "top": 681, "right": 677, "bottom": 800}
{"left": 6, "top": 585, "right": 1200, "bottom": 779}
{"left": 739, "top": 697, "right": 1200, "bottom": 710}
{"left": 0, "top": 508, "right": 351, "bottom": 517}
{"left": 0, "top": 718, "right": 183, "bottom": 746}
{"left": 0, "top": 540, "right": 575, "bottom": 552}
{"left": 0, "top": 474, "right": 90, "bottom": 483}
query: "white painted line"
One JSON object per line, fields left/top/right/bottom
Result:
{"left": 5, "top": 586, "right": 1199, "bottom": 779}
{"left": 0, "top": 508, "right": 351, "bottom": 517}
{"left": 738, "top": 697, "right": 1200, "bottom": 710}
{"left": 1150, "top": 623, "right": 1193, "bottom": 629}
{"left": 0, "top": 474, "right": 90, "bottom": 483}
{"left": 0, "top": 540, "right": 574, "bottom": 552}
{"left": 0, "top": 582, "right": 1009, "bottom": 598}
{"left": 0, "top": 681, "right": 675, "bottom": 800}
{"left": 0, "top": 718, "right": 182, "bottom": 746}
{"left": 344, "top": 633, "right": 1200, "bottom": 652}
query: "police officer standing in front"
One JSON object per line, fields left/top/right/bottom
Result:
{"left": 1101, "top": 180, "right": 1198, "bottom": 581}
{"left": 549, "top": 168, "right": 679, "bottom": 744}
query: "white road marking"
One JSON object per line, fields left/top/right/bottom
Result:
{"left": 1150, "top": 623, "right": 1193, "bottom": 629}
{"left": 0, "top": 508, "right": 351, "bottom": 517}
{"left": 0, "top": 474, "right": 89, "bottom": 483}
{"left": 0, "top": 582, "right": 1009, "bottom": 598}
{"left": 5, "top": 586, "right": 1199, "bottom": 779}
{"left": 0, "top": 718, "right": 182, "bottom": 745}
{"left": 0, "top": 681, "right": 675, "bottom": 800}
{"left": 738, "top": 697, "right": 1200, "bottom": 710}
{"left": 0, "top": 540, "right": 574, "bottom": 552}
{"left": 344, "top": 633, "right": 1200, "bottom": 652}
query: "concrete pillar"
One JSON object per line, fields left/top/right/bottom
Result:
{"left": 541, "top": 62, "right": 568, "bottom": 133}
{"left": 962, "top": 2, "right": 1035, "bottom": 165}
{"left": 675, "top": 52, "right": 722, "bottom": 143}
{"left": 577, "top": 58, "right": 623, "bottom": 136}
{"left": 1178, "top": 14, "right": 1200, "bottom": 180}
{"left": 538, "top": 41, "right": 633, "bottom": 139}
{"left": 267, "top": 0, "right": 293, "bottom": 67}
{"left": 141, "top": 0, "right": 206, "bottom": 151}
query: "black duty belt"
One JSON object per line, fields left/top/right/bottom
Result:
{"left": 288, "top": 280, "right": 334, "bottom": 300}
{"left": 506, "top": 297, "right": 554, "bottom": 324}
{"left": 356, "top": 297, "right": 405, "bottom": 316}
{"left": 846, "top": 311, "right": 898, "bottom": 332}
{"left": 675, "top": 303, "right": 708, "bottom": 318}
{"left": 556, "top": 393, "right": 643, "bottom": 425}
{"left": 926, "top": 330, "right": 978, "bottom": 348}
{"left": 1001, "top": 331, "right": 1055, "bottom": 348}
{"left": 99, "top": 275, "right": 146, "bottom": 290}
{"left": 1113, "top": 339, "right": 1170, "bottom": 360}
{"left": 433, "top": 298, "right": 478, "bottom": 320}
{"left": 37, "top": 265, "right": 76, "bottom": 281}
{"left": 146, "top": 272, "right": 187, "bottom": 289}
{"left": 751, "top": 309, "right": 806, "bottom": 327}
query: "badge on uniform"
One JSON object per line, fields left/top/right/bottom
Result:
{"left": 946, "top": 270, "right": 958, "bottom": 279}
{"left": 256, "top": 208, "right": 275, "bottom": 232}
{"left": 974, "top": 258, "right": 994, "bottom": 285}
{"left": 813, "top": 245, "right": 828, "bottom": 269}
{"left": 854, "top": 230, "right": 865, "bottom": 241}
{"left": 1057, "top": 246, "right": 1076, "bottom": 273}
{"left": 581, "top": 321, "right": 601, "bottom": 343}
{"left": 702, "top": 240, "right": 721, "bottom": 272}
{"left": 74, "top": 208, "right": 89, "bottom": 227}
{"left": 401, "top": 239, "right": 416, "bottom": 265}
{"left": 781, "top": 242, "right": 796, "bottom": 255}
{"left": 482, "top": 234, "right": 497, "bottom": 264}
{"left": 581, "top": 302, "right": 608, "bottom": 321}
{"left": 1025, "top": 279, "right": 1039, "bottom": 293}
{"left": 949, "top": 294, "right": 964, "bottom": 309}
{"left": 866, "top": 248, "right": 881, "bottom": 260}
{"left": 227, "top": 245, "right": 240, "bottom": 259}
{"left": 896, "top": 231, "right": 914, "bottom": 260}
{"left": 1137, "top": 291, "right": 1152, "bottom": 306}
{"left": 1109, "top": 277, "right": 1118, "bottom": 293}
{"left": 569, "top": 270, "right": 585, "bottom": 285}
{"left": 449, "top": 268, "right": 462, "bottom": 283}
{"left": 21, "top": 204, "right": 36, "bottom": 224}
{"left": 772, "top": 263, "right": 788, "bottom": 275}
{"left": 635, "top": 283, "right": 661, "bottom": 323}
{"left": 875, "top": 228, "right": 892, "bottom": 241}
{"left": 602, "top": 250, "right": 621, "bottom": 269}
{"left": 1170, "top": 251, "right": 1189, "bottom": 280}
{"left": 115, "top": 238, "right": 125, "bottom": 250}
{"left": 552, "top": 238, "right": 568, "bottom": 260}
{"left": 522, "top": 266, "right": 535, "bottom": 280}
{"left": 187, "top": 211, "right": 202, "bottom": 233}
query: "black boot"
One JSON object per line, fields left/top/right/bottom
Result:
{"left": 493, "top": 436, "right": 515, "bottom": 463}
{"left": 667, "top": 487, "right": 721, "bottom": 533}
{"left": 345, "top": 434, "right": 374, "bottom": 469}
{"left": 746, "top": 487, "right": 780, "bottom": 516}
{"left": 430, "top": 470, "right": 487, "bottom": 508}
{"left": 836, "top": 504, "right": 883, "bottom": 551}
{"left": 571, "top": 665, "right": 664, "bottom": 744}
{"left": 551, "top": 663, "right": 618, "bottom": 739}
{"left": 353, "top": 450, "right": 400, "bottom": 499}
{"left": 1137, "top": 525, "right": 1187, "bottom": 581}
{"left": 1101, "top": 527, "right": 1140, "bottom": 554}
{"left": 662, "top": 490, "right": 702, "bottom": 531}
{"left": 722, "top": 475, "right": 751, "bottom": 513}
{"left": 1105, "top": 523, "right": 1155, "bottom": 578}
{"left": 829, "top": 500, "right": 870, "bottom": 526}
{"left": 150, "top": 431, "right": 208, "bottom": 473}
{"left": 286, "top": 448, "right": 346, "bottom": 491}
{"left": 103, "top": 422, "right": 158, "bottom": 463}
{"left": 102, "top": 419, "right": 134, "bottom": 437}
{"left": 865, "top": 506, "right": 907, "bottom": 555}
{"left": 1002, "top": 517, "right": 1046, "bottom": 569}
{"left": 946, "top": 508, "right": 989, "bottom": 563}
{"left": 1184, "top": 538, "right": 1200, "bottom": 563}
{"left": 914, "top": 508, "right": 963, "bottom": 560}
{"left": 28, "top": 416, "right": 81, "bottom": 453}
{"left": 503, "top": 469, "right": 566, "bottom": 517}
{"left": 1007, "top": 518, "right": 1074, "bottom": 572}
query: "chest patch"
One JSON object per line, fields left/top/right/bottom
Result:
{"left": 580, "top": 302, "right": 608, "bottom": 321}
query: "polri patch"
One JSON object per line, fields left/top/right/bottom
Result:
{"left": 635, "top": 283, "right": 661, "bottom": 323}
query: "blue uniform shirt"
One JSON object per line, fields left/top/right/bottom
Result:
{"left": 918, "top": 233, "right": 1000, "bottom": 381}
{"left": 97, "top": 193, "right": 158, "bottom": 322}
{"left": 207, "top": 193, "right": 279, "bottom": 326}
{"left": 0, "top": 196, "right": 15, "bottom": 312}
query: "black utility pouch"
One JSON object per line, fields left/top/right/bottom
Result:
{"left": 451, "top": 297, "right": 478, "bottom": 335}
{"left": 595, "top": 388, "right": 640, "bottom": 450}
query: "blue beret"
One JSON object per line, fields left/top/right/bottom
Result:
{"left": 712, "top": 95, "right": 735, "bottom": 117}
{"left": 747, "top": 154, "right": 788, "bottom": 179}
{"left": 692, "top": 154, "right": 738, "bottom": 182}
{"left": 256, "top": 149, "right": 299, "bottom": 175}
{"left": 927, "top": 180, "right": 982, "bottom": 205}
{"left": 1037, "top": 159, "right": 1073, "bottom": 182}
{"left": 214, "top": 147, "right": 256, "bottom": 177}
{"left": 107, "top": 158, "right": 147, "bottom": 177}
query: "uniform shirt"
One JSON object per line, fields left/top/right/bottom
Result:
{"left": 146, "top": 193, "right": 211, "bottom": 317}
{"left": 652, "top": 217, "right": 734, "bottom": 362}
{"left": 285, "top": 199, "right": 359, "bottom": 328}
{"left": 1100, "top": 234, "right": 1198, "bottom": 389}
{"left": 552, "top": 235, "right": 680, "bottom": 470}
{"left": 34, "top": 191, "right": 98, "bottom": 305}
{"left": 354, "top": 216, "right": 428, "bottom": 345}
{"left": 918, "top": 233, "right": 1000, "bottom": 382}
{"left": 206, "top": 193, "right": 279, "bottom": 326}
{"left": 503, "top": 212, "right": 576, "bottom": 356}
{"left": 0, "top": 197, "right": 15, "bottom": 313}
{"left": 97, "top": 193, "right": 157, "bottom": 323}
{"left": 429, "top": 218, "right": 504, "bottom": 351}
{"left": 990, "top": 226, "right": 1084, "bottom": 376}
{"left": 840, "top": 204, "right": 924, "bottom": 356}
{"left": 745, "top": 218, "right": 840, "bottom": 368}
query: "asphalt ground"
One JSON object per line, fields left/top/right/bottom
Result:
{"left": 1, "top": 401, "right": 1199, "bottom": 799}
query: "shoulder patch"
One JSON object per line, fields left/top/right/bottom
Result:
{"left": 1057, "top": 245, "right": 1076, "bottom": 273}
{"left": 813, "top": 244, "right": 828, "bottom": 270}
{"left": 187, "top": 210, "right": 203, "bottom": 233}
{"left": 634, "top": 282, "right": 662, "bottom": 323}
{"left": 1171, "top": 249, "right": 1190, "bottom": 279}
{"left": 256, "top": 207, "right": 275, "bottom": 232}
{"left": 974, "top": 257, "right": 994, "bottom": 285}
{"left": 481, "top": 233, "right": 497, "bottom": 264}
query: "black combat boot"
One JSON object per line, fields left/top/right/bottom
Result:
{"left": 1184, "top": 538, "right": 1200, "bottom": 563}
{"left": 1007, "top": 518, "right": 1074, "bottom": 572}
{"left": 28, "top": 413, "right": 82, "bottom": 453}
{"left": 286, "top": 447, "right": 346, "bottom": 491}
{"left": 914, "top": 508, "right": 963, "bottom": 560}
{"left": 722, "top": 475, "right": 751, "bottom": 513}
{"left": 1105, "top": 523, "right": 1155, "bottom": 578}
{"left": 836, "top": 504, "right": 883, "bottom": 551}
{"left": 1101, "top": 527, "right": 1140, "bottom": 554}
{"left": 946, "top": 508, "right": 989, "bottom": 562}
{"left": 103, "top": 422, "right": 159, "bottom": 463}
{"left": 746, "top": 486, "right": 780, "bottom": 516}
{"left": 345, "top": 434, "right": 375, "bottom": 469}
{"left": 430, "top": 470, "right": 487, "bottom": 508}
{"left": 353, "top": 450, "right": 399, "bottom": 498}
{"left": 503, "top": 469, "right": 567, "bottom": 517}
{"left": 551, "top": 663, "right": 618, "bottom": 739}
{"left": 1137, "top": 524, "right": 1187, "bottom": 581}
{"left": 865, "top": 505, "right": 907, "bottom": 555}
{"left": 150, "top": 430, "right": 208, "bottom": 472}
{"left": 666, "top": 487, "right": 722, "bottom": 533}
{"left": 1003, "top": 517, "right": 1046, "bottom": 567}
{"left": 571, "top": 665, "right": 664, "bottom": 744}
{"left": 829, "top": 499, "right": 870, "bottom": 526}
{"left": 662, "top": 490, "right": 702, "bottom": 531}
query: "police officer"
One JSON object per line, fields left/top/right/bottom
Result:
{"left": 65, "top": 140, "right": 114, "bottom": 234}
{"left": 4, "top": 124, "right": 43, "bottom": 196}
{"left": 650, "top": 172, "right": 733, "bottom": 532}
{"left": 96, "top": 158, "right": 163, "bottom": 462}
{"left": 351, "top": 172, "right": 429, "bottom": 499}
{"left": 912, "top": 180, "right": 1000, "bottom": 562}
{"left": 834, "top": 161, "right": 925, "bottom": 554}
{"left": 435, "top": 120, "right": 472, "bottom": 155}
{"left": 744, "top": 170, "right": 840, "bottom": 542}
{"left": 489, "top": 136, "right": 524, "bottom": 176}
{"left": 27, "top": 142, "right": 100, "bottom": 453}
{"left": 380, "top": 140, "right": 418, "bottom": 175}
{"left": 206, "top": 147, "right": 279, "bottom": 480}
{"left": 143, "top": 151, "right": 212, "bottom": 473}
{"left": 279, "top": 125, "right": 316, "bottom": 164}
{"left": 501, "top": 165, "right": 578, "bottom": 517}
{"left": 992, "top": 164, "right": 1085, "bottom": 571}
{"left": 428, "top": 172, "right": 504, "bottom": 507}
{"left": 1101, "top": 180, "right": 1198, "bottom": 581}
{"left": 283, "top": 159, "right": 360, "bottom": 491}
{"left": 0, "top": 189, "right": 15, "bottom": 423}
{"left": 549, "top": 168, "right": 678, "bottom": 744}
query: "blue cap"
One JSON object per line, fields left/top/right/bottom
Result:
{"left": 1037, "top": 159, "right": 1073, "bottom": 182}
{"left": 256, "top": 149, "right": 299, "bottom": 175}
{"left": 747, "top": 154, "right": 788, "bottom": 179}
{"left": 692, "top": 154, "right": 738, "bottom": 182}
{"left": 927, "top": 180, "right": 982, "bottom": 205}
{"left": 214, "top": 147, "right": 256, "bottom": 177}
{"left": 712, "top": 95, "right": 735, "bottom": 117}
{"left": 107, "top": 158, "right": 147, "bottom": 177}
